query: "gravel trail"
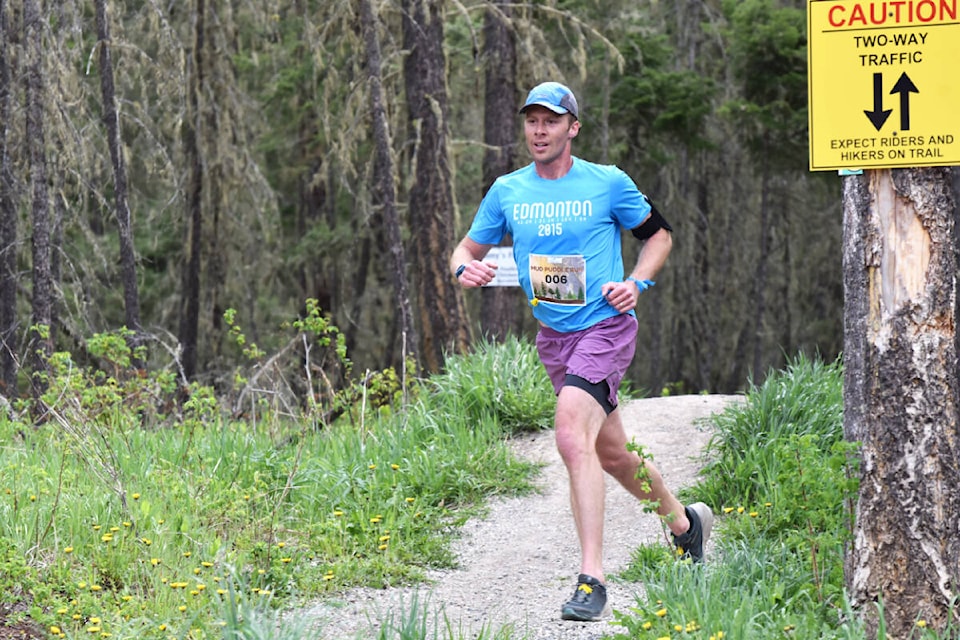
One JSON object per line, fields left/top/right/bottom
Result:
{"left": 305, "top": 394, "right": 741, "bottom": 640}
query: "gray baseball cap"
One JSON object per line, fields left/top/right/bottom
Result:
{"left": 520, "top": 82, "right": 579, "bottom": 120}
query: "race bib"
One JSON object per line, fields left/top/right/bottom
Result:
{"left": 529, "top": 254, "right": 586, "bottom": 306}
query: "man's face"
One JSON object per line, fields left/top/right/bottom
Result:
{"left": 523, "top": 106, "right": 579, "bottom": 165}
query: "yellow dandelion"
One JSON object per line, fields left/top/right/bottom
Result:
{"left": 217, "top": 589, "right": 227, "bottom": 595}
{"left": 201, "top": 561, "right": 213, "bottom": 567}
{"left": 30, "top": 495, "right": 36, "bottom": 501}
{"left": 72, "top": 614, "right": 82, "bottom": 620}
{"left": 110, "top": 526, "right": 120, "bottom": 532}
{"left": 190, "top": 590, "right": 199, "bottom": 596}
{"left": 92, "top": 525, "right": 101, "bottom": 531}
{"left": 258, "top": 569, "right": 266, "bottom": 575}
{"left": 101, "top": 534, "right": 113, "bottom": 543}
{"left": 183, "top": 551, "right": 192, "bottom": 558}
{"left": 378, "top": 544, "right": 388, "bottom": 551}
{"left": 765, "top": 502, "right": 773, "bottom": 507}
{"left": 56, "top": 608, "right": 68, "bottom": 614}
{"left": 86, "top": 626, "right": 101, "bottom": 633}
{"left": 642, "top": 621, "right": 653, "bottom": 630}
{"left": 281, "top": 557, "right": 292, "bottom": 564}
{"left": 64, "top": 546, "right": 74, "bottom": 554}
{"left": 334, "top": 510, "right": 344, "bottom": 517}
{"left": 121, "top": 595, "right": 132, "bottom": 602}
{"left": 391, "top": 464, "right": 400, "bottom": 470}
{"left": 193, "top": 568, "right": 201, "bottom": 575}
{"left": 158, "top": 625, "right": 167, "bottom": 631}
{"left": 656, "top": 608, "right": 667, "bottom": 617}
{"left": 675, "top": 624, "right": 683, "bottom": 631}
{"left": 737, "top": 506, "right": 745, "bottom": 513}
{"left": 917, "top": 620, "right": 928, "bottom": 628}
{"left": 260, "top": 590, "right": 272, "bottom": 596}
{"left": 196, "top": 584, "right": 206, "bottom": 591}
{"left": 50, "top": 627, "right": 62, "bottom": 635}
{"left": 379, "top": 535, "right": 391, "bottom": 542}
{"left": 158, "top": 519, "right": 165, "bottom": 524}
{"left": 141, "top": 538, "right": 152, "bottom": 545}
{"left": 244, "top": 495, "right": 250, "bottom": 500}
{"left": 723, "top": 506, "right": 734, "bottom": 513}
{"left": 150, "top": 558, "right": 160, "bottom": 566}
{"left": 276, "top": 542, "right": 285, "bottom": 548}
{"left": 90, "top": 618, "right": 101, "bottom": 624}
{"left": 178, "top": 605, "right": 187, "bottom": 612}
{"left": 122, "top": 522, "right": 131, "bottom": 528}
{"left": 368, "top": 464, "right": 376, "bottom": 470}
{"left": 78, "top": 582, "right": 87, "bottom": 589}
{"left": 90, "top": 585, "right": 102, "bottom": 591}
{"left": 405, "top": 497, "right": 415, "bottom": 503}
{"left": 370, "top": 516, "right": 382, "bottom": 524}
{"left": 132, "top": 493, "right": 141, "bottom": 500}
{"left": 749, "top": 511, "right": 759, "bottom": 517}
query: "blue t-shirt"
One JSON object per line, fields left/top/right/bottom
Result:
{"left": 467, "top": 157, "right": 651, "bottom": 333}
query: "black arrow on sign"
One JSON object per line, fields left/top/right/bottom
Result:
{"left": 864, "top": 72, "right": 892, "bottom": 131}
{"left": 891, "top": 72, "right": 919, "bottom": 131}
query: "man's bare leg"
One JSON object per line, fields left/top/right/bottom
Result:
{"left": 553, "top": 385, "right": 608, "bottom": 581}
{"left": 595, "top": 408, "right": 690, "bottom": 536}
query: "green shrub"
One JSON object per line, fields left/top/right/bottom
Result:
{"left": 433, "top": 336, "right": 555, "bottom": 435}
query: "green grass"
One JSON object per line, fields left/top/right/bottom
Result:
{"left": 2, "top": 342, "right": 955, "bottom": 639}
{"left": 0, "top": 337, "right": 548, "bottom": 639}
{"left": 609, "top": 354, "right": 956, "bottom": 640}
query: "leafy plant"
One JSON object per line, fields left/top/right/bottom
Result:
{"left": 432, "top": 336, "right": 555, "bottom": 435}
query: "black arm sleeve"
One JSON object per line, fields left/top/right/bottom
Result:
{"left": 631, "top": 196, "right": 674, "bottom": 241}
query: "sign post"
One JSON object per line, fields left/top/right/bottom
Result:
{"left": 807, "top": 0, "right": 960, "bottom": 171}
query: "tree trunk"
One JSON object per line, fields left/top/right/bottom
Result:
{"left": 402, "top": 0, "right": 469, "bottom": 373}
{"left": 751, "top": 140, "right": 772, "bottom": 379}
{"left": 179, "top": 0, "right": 205, "bottom": 380}
{"left": 843, "top": 167, "right": 960, "bottom": 638}
{"left": 0, "top": 0, "right": 17, "bottom": 394}
{"left": 24, "top": 0, "right": 52, "bottom": 403}
{"left": 359, "top": 0, "right": 418, "bottom": 366}
{"left": 95, "top": 0, "right": 143, "bottom": 349}
{"left": 478, "top": 0, "right": 518, "bottom": 344}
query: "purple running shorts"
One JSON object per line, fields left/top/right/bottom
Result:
{"left": 535, "top": 314, "right": 638, "bottom": 409}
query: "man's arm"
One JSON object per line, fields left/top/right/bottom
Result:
{"left": 601, "top": 227, "right": 673, "bottom": 312}
{"left": 627, "top": 226, "right": 672, "bottom": 282}
{"left": 450, "top": 236, "right": 498, "bottom": 288}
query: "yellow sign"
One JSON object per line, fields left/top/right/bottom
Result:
{"left": 807, "top": 0, "right": 960, "bottom": 170}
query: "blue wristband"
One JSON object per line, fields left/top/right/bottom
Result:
{"left": 626, "top": 277, "right": 655, "bottom": 292}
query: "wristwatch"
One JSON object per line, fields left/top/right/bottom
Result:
{"left": 455, "top": 264, "right": 466, "bottom": 279}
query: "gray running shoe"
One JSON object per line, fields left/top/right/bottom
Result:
{"left": 672, "top": 502, "right": 713, "bottom": 562}
{"left": 560, "top": 574, "right": 608, "bottom": 621}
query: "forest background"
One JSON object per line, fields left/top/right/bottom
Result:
{"left": 0, "top": 0, "right": 836, "bottom": 406}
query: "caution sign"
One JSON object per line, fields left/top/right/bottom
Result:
{"left": 807, "top": 0, "right": 960, "bottom": 170}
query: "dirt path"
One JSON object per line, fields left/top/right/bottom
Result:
{"left": 306, "top": 394, "right": 741, "bottom": 639}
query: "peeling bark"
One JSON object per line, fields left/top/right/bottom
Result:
{"left": 843, "top": 167, "right": 960, "bottom": 638}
